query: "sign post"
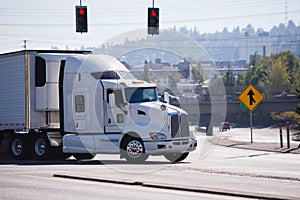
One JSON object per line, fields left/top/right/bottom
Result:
{"left": 250, "top": 110, "right": 253, "bottom": 143}
{"left": 239, "top": 84, "right": 264, "bottom": 143}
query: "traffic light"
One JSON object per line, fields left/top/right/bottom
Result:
{"left": 148, "top": 8, "right": 159, "bottom": 35}
{"left": 76, "top": 6, "right": 88, "bottom": 33}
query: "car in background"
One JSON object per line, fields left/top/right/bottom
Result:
{"left": 219, "top": 122, "right": 230, "bottom": 132}
{"left": 275, "top": 92, "right": 297, "bottom": 100}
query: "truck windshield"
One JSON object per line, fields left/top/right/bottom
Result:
{"left": 125, "top": 87, "right": 158, "bottom": 103}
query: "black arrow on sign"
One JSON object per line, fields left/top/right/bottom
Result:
{"left": 247, "top": 89, "right": 256, "bottom": 105}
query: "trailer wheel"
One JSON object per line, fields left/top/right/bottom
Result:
{"left": 121, "top": 136, "right": 148, "bottom": 163}
{"left": 10, "top": 135, "right": 31, "bottom": 160}
{"left": 33, "top": 135, "right": 50, "bottom": 160}
{"left": 164, "top": 152, "right": 189, "bottom": 163}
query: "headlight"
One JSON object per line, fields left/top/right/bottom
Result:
{"left": 190, "top": 129, "right": 196, "bottom": 139}
{"left": 149, "top": 133, "right": 167, "bottom": 140}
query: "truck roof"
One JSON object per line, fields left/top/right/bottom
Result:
{"left": 64, "top": 54, "right": 130, "bottom": 74}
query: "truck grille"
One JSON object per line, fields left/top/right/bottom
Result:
{"left": 171, "top": 114, "right": 189, "bottom": 138}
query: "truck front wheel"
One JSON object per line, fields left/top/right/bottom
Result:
{"left": 164, "top": 152, "right": 189, "bottom": 163}
{"left": 121, "top": 136, "right": 148, "bottom": 163}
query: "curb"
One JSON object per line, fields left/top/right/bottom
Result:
{"left": 53, "top": 174, "right": 288, "bottom": 200}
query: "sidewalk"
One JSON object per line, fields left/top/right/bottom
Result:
{"left": 211, "top": 136, "right": 300, "bottom": 154}
{"left": 196, "top": 126, "right": 300, "bottom": 154}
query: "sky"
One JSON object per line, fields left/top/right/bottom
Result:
{"left": 0, "top": 0, "right": 299, "bottom": 53}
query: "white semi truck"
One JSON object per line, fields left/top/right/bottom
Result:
{"left": 0, "top": 50, "right": 197, "bottom": 162}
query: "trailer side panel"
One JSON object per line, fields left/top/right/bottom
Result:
{"left": 0, "top": 52, "right": 26, "bottom": 130}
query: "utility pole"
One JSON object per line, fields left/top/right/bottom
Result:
{"left": 285, "top": 0, "right": 288, "bottom": 24}
{"left": 23, "top": 40, "right": 27, "bottom": 50}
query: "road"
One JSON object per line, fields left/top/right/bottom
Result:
{"left": 0, "top": 129, "right": 299, "bottom": 199}
{"left": 1, "top": 170, "right": 242, "bottom": 200}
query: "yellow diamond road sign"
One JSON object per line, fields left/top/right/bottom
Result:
{"left": 238, "top": 84, "right": 264, "bottom": 111}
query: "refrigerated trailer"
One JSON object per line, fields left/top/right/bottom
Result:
{"left": 0, "top": 50, "right": 197, "bottom": 162}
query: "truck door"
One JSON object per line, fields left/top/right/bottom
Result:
{"left": 95, "top": 89, "right": 125, "bottom": 153}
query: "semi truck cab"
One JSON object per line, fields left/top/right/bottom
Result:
{"left": 61, "top": 54, "right": 197, "bottom": 162}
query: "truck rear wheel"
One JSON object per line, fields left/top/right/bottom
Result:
{"left": 121, "top": 136, "right": 148, "bottom": 163}
{"left": 33, "top": 135, "right": 50, "bottom": 160}
{"left": 164, "top": 152, "right": 189, "bottom": 163}
{"left": 10, "top": 135, "right": 32, "bottom": 160}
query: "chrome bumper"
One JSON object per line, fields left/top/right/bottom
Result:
{"left": 143, "top": 138, "right": 197, "bottom": 155}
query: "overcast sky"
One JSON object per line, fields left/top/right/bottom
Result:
{"left": 0, "top": 0, "right": 299, "bottom": 53}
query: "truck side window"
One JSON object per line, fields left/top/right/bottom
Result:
{"left": 114, "top": 90, "right": 124, "bottom": 107}
{"left": 75, "top": 95, "right": 85, "bottom": 113}
{"left": 35, "top": 57, "right": 46, "bottom": 87}
{"left": 91, "top": 71, "right": 120, "bottom": 79}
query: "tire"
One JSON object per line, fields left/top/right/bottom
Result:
{"left": 10, "top": 135, "right": 32, "bottom": 160}
{"left": 73, "top": 153, "right": 96, "bottom": 160}
{"left": 164, "top": 152, "right": 189, "bottom": 163}
{"left": 121, "top": 136, "right": 148, "bottom": 163}
{"left": 33, "top": 135, "right": 51, "bottom": 160}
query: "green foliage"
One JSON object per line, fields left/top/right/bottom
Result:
{"left": 263, "top": 57, "right": 290, "bottom": 95}
{"left": 236, "top": 51, "right": 300, "bottom": 96}
{"left": 270, "top": 112, "right": 300, "bottom": 125}
{"left": 270, "top": 51, "right": 300, "bottom": 94}
{"left": 296, "top": 103, "right": 300, "bottom": 115}
{"left": 223, "top": 70, "right": 234, "bottom": 87}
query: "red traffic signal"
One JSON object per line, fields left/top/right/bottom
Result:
{"left": 151, "top": 10, "right": 157, "bottom": 17}
{"left": 76, "top": 6, "right": 88, "bottom": 33}
{"left": 148, "top": 7, "right": 159, "bottom": 35}
{"left": 79, "top": 9, "right": 85, "bottom": 15}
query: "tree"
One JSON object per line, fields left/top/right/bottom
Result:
{"left": 191, "top": 62, "right": 205, "bottom": 84}
{"left": 223, "top": 70, "right": 234, "bottom": 87}
{"left": 223, "top": 70, "right": 235, "bottom": 96}
{"left": 264, "top": 57, "right": 290, "bottom": 95}
{"left": 272, "top": 51, "right": 300, "bottom": 93}
{"left": 180, "top": 66, "right": 189, "bottom": 79}
{"left": 168, "top": 73, "right": 180, "bottom": 94}
{"left": 235, "top": 51, "right": 299, "bottom": 97}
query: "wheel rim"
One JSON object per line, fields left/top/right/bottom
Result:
{"left": 126, "top": 140, "right": 143, "bottom": 158}
{"left": 11, "top": 138, "right": 23, "bottom": 156}
{"left": 34, "top": 138, "right": 46, "bottom": 156}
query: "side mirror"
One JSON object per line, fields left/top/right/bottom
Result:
{"left": 164, "top": 91, "right": 169, "bottom": 104}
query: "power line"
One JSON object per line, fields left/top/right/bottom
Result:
{"left": 0, "top": 10, "right": 299, "bottom": 27}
